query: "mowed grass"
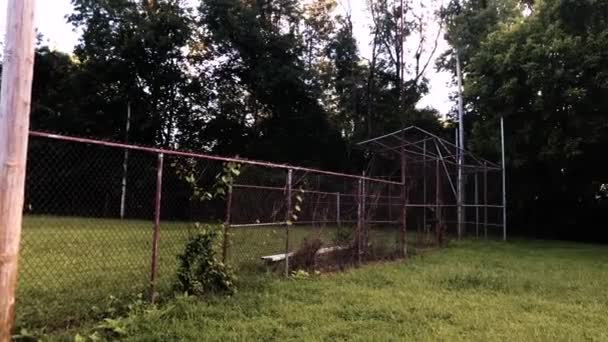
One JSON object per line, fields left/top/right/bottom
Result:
{"left": 57, "top": 239, "right": 608, "bottom": 341}
{"left": 18, "top": 216, "right": 192, "bottom": 330}
{"left": 17, "top": 216, "right": 397, "bottom": 331}
{"left": 18, "top": 216, "right": 608, "bottom": 340}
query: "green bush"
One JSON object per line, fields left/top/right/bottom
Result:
{"left": 175, "top": 226, "right": 236, "bottom": 296}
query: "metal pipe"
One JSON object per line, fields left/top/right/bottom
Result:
{"left": 230, "top": 220, "right": 403, "bottom": 227}
{"left": 355, "top": 126, "right": 417, "bottom": 145}
{"left": 222, "top": 183, "right": 233, "bottom": 263}
{"left": 336, "top": 192, "right": 341, "bottom": 227}
{"left": 423, "top": 139, "right": 427, "bottom": 235}
{"left": 388, "top": 185, "right": 392, "bottom": 221}
{"left": 120, "top": 102, "right": 131, "bottom": 220}
{"left": 362, "top": 171, "right": 368, "bottom": 256}
{"left": 402, "top": 204, "right": 503, "bottom": 208}
{"left": 149, "top": 153, "right": 164, "bottom": 303}
{"left": 231, "top": 222, "right": 287, "bottom": 228}
{"left": 484, "top": 161, "right": 488, "bottom": 239}
{"left": 29, "top": 131, "right": 401, "bottom": 186}
{"left": 474, "top": 173, "right": 479, "bottom": 238}
{"left": 456, "top": 50, "right": 466, "bottom": 241}
{"left": 434, "top": 141, "right": 457, "bottom": 198}
{"left": 435, "top": 154, "right": 441, "bottom": 246}
{"left": 501, "top": 117, "right": 507, "bottom": 241}
{"left": 285, "top": 169, "right": 293, "bottom": 277}
{"left": 370, "top": 136, "right": 436, "bottom": 156}
{"left": 357, "top": 178, "right": 363, "bottom": 265}
{"left": 445, "top": 221, "right": 504, "bottom": 228}
{"left": 400, "top": 145, "right": 407, "bottom": 257}
{"left": 407, "top": 126, "right": 502, "bottom": 169}
{"left": 232, "top": 183, "right": 402, "bottom": 198}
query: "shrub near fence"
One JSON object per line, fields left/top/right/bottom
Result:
{"left": 18, "top": 131, "right": 408, "bottom": 331}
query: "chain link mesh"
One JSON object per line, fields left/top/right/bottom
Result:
{"left": 17, "top": 130, "right": 503, "bottom": 330}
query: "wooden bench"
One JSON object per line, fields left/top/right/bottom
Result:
{"left": 261, "top": 246, "right": 345, "bottom": 263}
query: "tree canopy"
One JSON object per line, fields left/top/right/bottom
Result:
{"left": 4, "top": 0, "right": 608, "bottom": 239}
{"left": 441, "top": 0, "right": 608, "bottom": 240}
{"left": 18, "top": 0, "right": 444, "bottom": 170}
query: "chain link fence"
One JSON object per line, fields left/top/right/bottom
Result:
{"left": 17, "top": 129, "right": 503, "bottom": 330}
{"left": 17, "top": 132, "right": 408, "bottom": 330}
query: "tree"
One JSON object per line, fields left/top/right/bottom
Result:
{"left": 68, "top": 0, "right": 197, "bottom": 147}
{"left": 361, "top": 0, "right": 441, "bottom": 137}
{"left": 444, "top": 0, "right": 608, "bottom": 239}
{"left": 199, "top": 0, "right": 346, "bottom": 168}
{"left": 325, "top": 11, "right": 366, "bottom": 139}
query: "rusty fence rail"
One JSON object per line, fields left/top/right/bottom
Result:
{"left": 17, "top": 130, "right": 503, "bottom": 330}
{"left": 18, "top": 131, "right": 405, "bottom": 330}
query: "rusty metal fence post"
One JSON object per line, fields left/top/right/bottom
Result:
{"left": 435, "top": 157, "right": 441, "bottom": 246}
{"left": 284, "top": 169, "right": 293, "bottom": 277}
{"left": 222, "top": 182, "right": 233, "bottom": 263}
{"left": 475, "top": 172, "right": 479, "bottom": 238}
{"left": 149, "top": 153, "right": 164, "bottom": 303}
{"left": 483, "top": 161, "right": 488, "bottom": 239}
{"left": 400, "top": 146, "right": 407, "bottom": 257}
{"left": 361, "top": 172, "right": 367, "bottom": 256}
{"left": 388, "top": 185, "right": 392, "bottom": 221}
{"left": 336, "top": 192, "right": 341, "bottom": 227}
{"left": 356, "top": 178, "right": 363, "bottom": 266}
{"left": 423, "top": 139, "right": 427, "bottom": 241}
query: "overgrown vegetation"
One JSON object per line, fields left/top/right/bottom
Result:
{"left": 290, "top": 236, "right": 323, "bottom": 271}
{"left": 174, "top": 225, "right": 236, "bottom": 297}
{"left": 17, "top": 217, "right": 374, "bottom": 331}
{"left": 39, "top": 239, "right": 608, "bottom": 341}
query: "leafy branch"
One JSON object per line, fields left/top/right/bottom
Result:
{"left": 172, "top": 159, "right": 241, "bottom": 202}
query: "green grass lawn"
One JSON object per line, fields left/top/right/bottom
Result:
{"left": 18, "top": 216, "right": 608, "bottom": 341}
{"left": 17, "top": 216, "right": 398, "bottom": 331}
{"left": 48, "top": 239, "right": 608, "bottom": 341}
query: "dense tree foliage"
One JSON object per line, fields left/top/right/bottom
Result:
{"left": 19, "top": 0, "right": 443, "bottom": 170}
{"left": 10, "top": 0, "right": 608, "bottom": 239}
{"left": 441, "top": 0, "right": 608, "bottom": 240}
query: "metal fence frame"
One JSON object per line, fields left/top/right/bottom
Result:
{"left": 26, "top": 130, "right": 403, "bottom": 296}
{"left": 357, "top": 125, "right": 506, "bottom": 241}
{"left": 19, "top": 127, "right": 504, "bottom": 330}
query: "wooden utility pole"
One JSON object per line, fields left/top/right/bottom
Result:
{"left": 0, "top": 0, "right": 37, "bottom": 340}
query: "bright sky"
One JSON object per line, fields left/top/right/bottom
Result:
{"left": 0, "top": 0, "right": 454, "bottom": 114}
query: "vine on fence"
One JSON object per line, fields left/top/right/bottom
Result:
{"left": 172, "top": 160, "right": 241, "bottom": 296}
{"left": 288, "top": 187, "right": 305, "bottom": 225}
{"left": 172, "top": 159, "right": 241, "bottom": 202}
{"left": 175, "top": 225, "right": 236, "bottom": 296}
